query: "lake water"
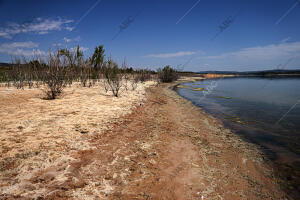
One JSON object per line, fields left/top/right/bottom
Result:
{"left": 176, "top": 77, "right": 300, "bottom": 198}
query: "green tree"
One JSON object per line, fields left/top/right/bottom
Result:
{"left": 59, "top": 46, "right": 83, "bottom": 67}
{"left": 91, "top": 45, "right": 105, "bottom": 69}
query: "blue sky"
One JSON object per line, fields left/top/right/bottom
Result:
{"left": 0, "top": 0, "right": 300, "bottom": 71}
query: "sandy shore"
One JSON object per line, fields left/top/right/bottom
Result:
{"left": 0, "top": 80, "right": 288, "bottom": 199}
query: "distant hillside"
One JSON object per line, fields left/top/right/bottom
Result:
{"left": 197, "top": 69, "right": 300, "bottom": 76}
{"left": 0, "top": 63, "right": 12, "bottom": 73}
{"left": 197, "top": 71, "right": 239, "bottom": 74}
{"left": 0, "top": 62, "right": 12, "bottom": 67}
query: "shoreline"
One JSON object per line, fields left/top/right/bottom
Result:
{"left": 0, "top": 80, "right": 289, "bottom": 199}
{"left": 174, "top": 77, "right": 299, "bottom": 199}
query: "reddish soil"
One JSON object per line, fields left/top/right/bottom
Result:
{"left": 202, "top": 74, "right": 236, "bottom": 78}
{"left": 1, "top": 83, "right": 288, "bottom": 199}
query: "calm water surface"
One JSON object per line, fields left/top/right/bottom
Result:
{"left": 177, "top": 77, "right": 300, "bottom": 197}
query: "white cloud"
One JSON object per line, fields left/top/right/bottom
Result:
{"left": 65, "top": 27, "right": 74, "bottom": 31}
{"left": 0, "top": 41, "right": 38, "bottom": 50}
{"left": 63, "top": 36, "right": 80, "bottom": 43}
{"left": 53, "top": 43, "right": 62, "bottom": 47}
{"left": 0, "top": 17, "right": 74, "bottom": 38}
{"left": 145, "top": 51, "right": 196, "bottom": 58}
{"left": 38, "top": 31, "right": 49, "bottom": 35}
{"left": 64, "top": 37, "right": 72, "bottom": 43}
{"left": 0, "top": 31, "right": 11, "bottom": 39}
{"left": 80, "top": 47, "right": 89, "bottom": 52}
{"left": 205, "top": 42, "right": 300, "bottom": 61}
{"left": 0, "top": 41, "right": 46, "bottom": 56}
{"left": 192, "top": 41, "right": 300, "bottom": 71}
{"left": 74, "top": 36, "right": 81, "bottom": 42}
{"left": 70, "top": 46, "right": 89, "bottom": 52}
{"left": 281, "top": 37, "right": 291, "bottom": 43}
{"left": 8, "top": 49, "right": 46, "bottom": 56}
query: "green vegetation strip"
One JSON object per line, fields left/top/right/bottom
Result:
{"left": 177, "top": 85, "right": 190, "bottom": 88}
{"left": 192, "top": 88, "right": 207, "bottom": 91}
{"left": 216, "top": 96, "right": 232, "bottom": 99}
{"left": 230, "top": 116, "right": 247, "bottom": 125}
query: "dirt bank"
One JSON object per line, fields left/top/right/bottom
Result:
{"left": 0, "top": 82, "right": 288, "bottom": 199}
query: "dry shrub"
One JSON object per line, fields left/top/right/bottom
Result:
{"left": 41, "top": 51, "right": 68, "bottom": 99}
{"left": 131, "top": 74, "right": 139, "bottom": 90}
{"left": 136, "top": 69, "right": 152, "bottom": 82}
{"left": 11, "top": 58, "right": 25, "bottom": 89}
{"left": 158, "top": 65, "right": 178, "bottom": 83}
{"left": 103, "top": 59, "right": 123, "bottom": 97}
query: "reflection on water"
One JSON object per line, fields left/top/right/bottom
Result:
{"left": 177, "top": 77, "right": 300, "bottom": 198}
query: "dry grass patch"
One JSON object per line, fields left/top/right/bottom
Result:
{"left": 0, "top": 81, "right": 155, "bottom": 198}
